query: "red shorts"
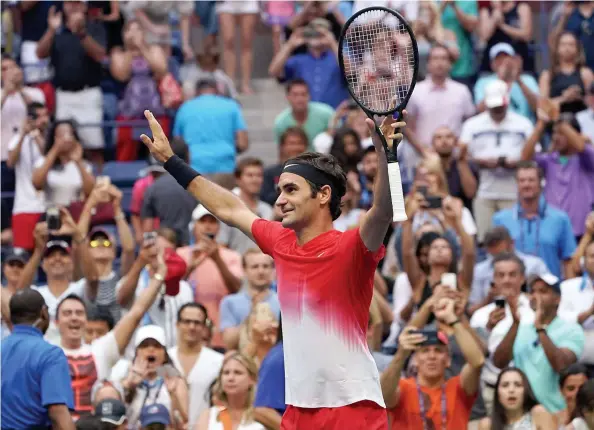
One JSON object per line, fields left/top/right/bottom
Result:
{"left": 281, "top": 400, "right": 388, "bottom": 430}
{"left": 11, "top": 213, "right": 42, "bottom": 250}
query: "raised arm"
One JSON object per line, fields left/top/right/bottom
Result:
{"left": 140, "top": 111, "right": 258, "bottom": 239}
{"left": 492, "top": 294, "right": 521, "bottom": 369}
{"left": 359, "top": 115, "right": 407, "bottom": 252}
{"left": 443, "top": 197, "right": 475, "bottom": 294}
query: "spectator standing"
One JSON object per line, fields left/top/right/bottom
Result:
{"left": 312, "top": 103, "right": 372, "bottom": 154}
{"left": 130, "top": 157, "right": 165, "bottom": 245}
{"left": 461, "top": 79, "right": 534, "bottom": 243}
{"left": 551, "top": 1, "right": 594, "bottom": 71}
{"left": 404, "top": 45, "right": 475, "bottom": 163}
{"left": 141, "top": 138, "right": 198, "bottom": 246}
{"left": 469, "top": 226, "right": 549, "bottom": 315}
{"left": 181, "top": 45, "right": 237, "bottom": 100}
{"left": 218, "top": 158, "right": 274, "bottom": 255}
{"left": 440, "top": 0, "right": 479, "bottom": 88}
{"left": 273, "top": 79, "right": 334, "bottom": 150}
{"left": 32, "top": 119, "right": 96, "bottom": 208}
{"left": 268, "top": 18, "right": 348, "bottom": 109}
{"left": 493, "top": 161, "right": 577, "bottom": 278}
{"left": 220, "top": 249, "right": 280, "bottom": 351}
{"left": 492, "top": 273, "right": 585, "bottom": 413}
{"left": 6, "top": 101, "right": 49, "bottom": 251}
{"left": 577, "top": 82, "right": 594, "bottom": 142}
{"left": 173, "top": 79, "right": 248, "bottom": 185}
{"left": 177, "top": 205, "right": 243, "bottom": 349}
{"left": 36, "top": 2, "right": 107, "bottom": 154}
{"left": 1, "top": 289, "right": 75, "bottom": 430}
{"left": 521, "top": 100, "right": 594, "bottom": 239}
{"left": 260, "top": 126, "right": 309, "bottom": 207}
{"left": 478, "top": 1, "right": 534, "bottom": 74}
{"left": 216, "top": 1, "right": 259, "bottom": 94}
{"left": 381, "top": 298, "right": 485, "bottom": 429}
{"left": 540, "top": 32, "right": 593, "bottom": 115}
{"left": 474, "top": 43, "right": 539, "bottom": 121}
{"left": 169, "top": 303, "right": 223, "bottom": 428}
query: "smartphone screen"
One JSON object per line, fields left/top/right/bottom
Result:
{"left": 495, "top": 298, "right": 505, "bottom": 308}
{"left": 441, "top": 273, "right": 457, "bottom": 290}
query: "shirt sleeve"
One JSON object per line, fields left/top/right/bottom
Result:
{"left": 458, "top": 0, "right": 478, "bottom": 16}
{"left": 92, "top": 331, "right": 121, "bottom": 380}
{"left": 473, "top": 78, "right": 486, "bottom": 103}
{"left": 459, "top": 119, "right": 473, "bottom": 145}
{"left": 130, "top": 179, "right": 146, "bottom": 216}
{"left": 578, "top": 143, "right": 594, "bottom": 171}
{"left": 232, "top": 102, "right": 247, "bottom": 132}
{"left": 251, "top": 219, "right": 287, "bottom": 256}
{"left": 559, "top": 214, "right": 577, "bottom": 259}
{"left": 254, "top": 347, "right": 286, "bottom": 412}
{"left": 7, "top": 134, "right": 20, "bottom": 151}
{"left": 41, "top": 347, "right": 75, "bottom": 409}
{"left": 462, "top": 86, "right": 476, "bottom": 119}
{"left": 557, "top": 323, "right": 585, "bottom": 358}
{"left": 284, "top": 56, "right": 298, "bottom": 81}
{"left": 218, "top": 296, "right": 238, "bottom": 331}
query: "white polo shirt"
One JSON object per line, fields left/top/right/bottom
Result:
{"left": 461, "top": 111, "right": 534, "bottom": 200}
{"left": 8, "top": 133, "right": 46, "bottom": 214}
{"left": 559, "top": 274, "right": 594, "bottom": 330}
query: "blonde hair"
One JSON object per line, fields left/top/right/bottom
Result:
{"left": 215, "top": 352, "right": 259, "bottom": 423}
{"left": 418, "top": 155, "right": 450, "bottom": 195}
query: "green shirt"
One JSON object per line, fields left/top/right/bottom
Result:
{"left": 441, "top": 0, "right": 478, "bottom": 79}
{"left": 274, "top": 102, "right": 335, "bottom": 150}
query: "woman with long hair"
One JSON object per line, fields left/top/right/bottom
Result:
{"left": 329, "top": 127, "right": 363, "bottom": 173}
{"left": 566, "top": 379, "right": 594, "bottom": 430}
{"left": 539, "top": 31, "right": 593, "bottom": 114}
{"left": 31, "top": 119, "right": 95, "bottom": 207}
{"left": 195, "top": 352, "right": 265, "bottom": 430}
{"left": 556, "top": 364, "right": 590, "bottom": 428}
{"left": 115, "top": 325, "right": 189, "bottom": 428}
{"left": 478, "top": 367, "right": 554, "bottom": 430}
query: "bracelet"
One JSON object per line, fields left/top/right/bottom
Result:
{"left": 114, "top": 213, "right": 125, "bottom": 221}
{"left": 448, "top": 319, "right": 461, "bottom": 327}
{"left": 163, "top": 155, "right": 200, "bottom": 189}
{"left": 536, "top": 327, "right": 547, "bottom": 333}
{"left": 153, "top": 273, "right": 165, "bottom": 282}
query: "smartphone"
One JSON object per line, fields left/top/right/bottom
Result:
{"left": 495, "top": 297, "right": 506, "bottom": 309}
{"left": 441, "top": 273, "right": 457, "bottom": 290}
{"left": 497, "top": 156, "right": 507, "bottom": 167}
{"left": 143, "top": 231, "right": 158, "bottom": 246}
{"left": 47, "top": 207, "right": 61, "bottom": 231}
{"left": 417, "top": 185, "right": 428, "bottom": 197}
{"left": 205, "top": 233, "right": 216, "bottom": 240}
{"left": 157, "top": 364, "right": 182, "bottom": 379}
{"left": 425, "top": 195, "right": 443, "bottom": 209}
{"left": 303, "top": 27, "right": 320, "bottom": 38}
{"left": 96, "top": 176, "right": 111, "bottom": 188}
{"left": 410, "top": 329, "right": 440, "bottom": 347}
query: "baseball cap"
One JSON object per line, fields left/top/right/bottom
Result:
{"left": 484, "top": 79, "right": 510, "bottom": 109}
{"left": 528, "top": 273, "right": 561, "bottom": 295}
{"left": 44, "top": 240, "right": 71, "bottom": 257}
{"left": 95, "top": 399, "right": 127, "bottom": 426}
{"left": 4, "top": 249, "right": 28, "bottom": 265}
{"left": 139, "top": 403, "right": 170, "bottom": 427}
{"left": 489, "top": 42, "right": 515, "bottom": 61}
{"left": 134, "top": 325, "right": 166, "bottom": 348}
{"left": 192, "top": 204, "right": 216, "bottom": 222}
{"left": 141, "top": 156, "right": 166, "bottom": 177}
{"left": 419, "top": 330, "right": 449, "bottom": 347}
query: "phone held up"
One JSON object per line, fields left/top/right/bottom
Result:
{"left": 143, "top": 231, "right": 158, "bottom": 247}
{"left": 156, "top": 363, "right": 182, "bottom": 379}
{"left": 495, "top": 297, "right": 506, "bottom": 309}
{"left": 47, "top": 207, "right": 61, "bottom": 231}
{"left": 441, "top": 273, "right": 457, "bottom": 290}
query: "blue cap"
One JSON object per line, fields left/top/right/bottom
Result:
{"left": 139, "top": 403, "right": 170, "bottom": 427}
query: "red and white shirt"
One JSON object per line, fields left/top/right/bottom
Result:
{"left": 251, "top": 219, "right": 386, "bottom": 408}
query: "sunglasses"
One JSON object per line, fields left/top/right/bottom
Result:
{"left": 90, "top": 239, "right": 112, "bottom": 248}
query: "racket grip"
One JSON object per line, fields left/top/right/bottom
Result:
{"left": 388, "top": 162, "right": 407, "bottom": 222}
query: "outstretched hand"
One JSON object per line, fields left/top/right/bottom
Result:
{"left": 365, "top": 109, "right": 407, "bottom": 152}
{"left": 140, "top": 110, "right": 174, "bottom": 163}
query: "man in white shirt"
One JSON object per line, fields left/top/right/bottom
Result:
{"left": 559, "top": 238, "right": 594, "bottom": 363}
{"left": 6, "top": 101, "right": 49, "bottom": 251}
{"left": 469, "top": 226, "right": 550, "bottom": 315}
{"left": 56, "top": 258, "right": 165, "bottom": 419}
{"left": 576, "top": 82, "right": 594, "bottom": 143}
{"left": 470, "top": 252, "right": 534, "bottom": 414}
{"left": 17, "top": 213, "right": 98, "bottom": 345}
{"left": 460, "top": 79, "right": 533, "bottom": 242}
{"left": 169, "top": 302, "right": 223, "bottom": 428}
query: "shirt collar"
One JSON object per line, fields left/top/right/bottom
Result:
{"left": 429, "top": 77, "right": 450, "bottom": 91}
{"left": 12, "top": 325, "right": 43, "bottom": 337}
{"left": 515, "top": 195, "right": 547, "bottom": 219}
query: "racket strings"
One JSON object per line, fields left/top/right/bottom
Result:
{"left": 341, "top": 9, "right": 415, "bottom": 114}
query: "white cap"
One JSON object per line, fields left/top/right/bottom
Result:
{"left": 489, "top": 42, "right": 515, "bottom": 61}
{"left": 527, "top": 272, "right": 560, "bottom": 287}
{"left": 134, "top": 325, "right": 166, "bottom": 348}
{"left": 484, "top": 79, "right": 510, "bottom": 109}
{"left": 192, "top": 204, "right": 215, "bottom": 221}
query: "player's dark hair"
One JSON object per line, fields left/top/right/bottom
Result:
{"left": 56, "top": 294, "right": 88, "bottom": 319}
{"left": 177, "top": 302, "right": 208, "bottom": 322}
{"left": 235, "top": 156, "right": 263, "bottom": 178}
{"left": 279, "top": 126, "right": 309, "bottom": 148}
{"left": 284, "top": 152, "right": 347, "bottom": 220}
{"left": 9, "top": 288, "right": 46, "bottom": 325}
{"left": 87, "top": 305, "right": 115, "bottom": 331}
{"left": 491, "top": 368, "right": 538, "bottom": 430}
{"left": 286, "top": 78, "right": 309, "bottom": 94}
{"left": 484, "top": 226, "right": 512, "bottom": 248}
{"left": 515, "top": 160, "right": 544, "bottom": 181}
{"left": 492, "top": 252, "right": 526, "bottom": 276}
{"left": 559, "top": 363, "right": 590, "bottom": 388}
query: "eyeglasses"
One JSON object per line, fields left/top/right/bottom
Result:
{"left": 179, "top": 318, "right": 205, "bottom": 327}
{"left": 90, "top": 239, "right": 112, "bottom": 248}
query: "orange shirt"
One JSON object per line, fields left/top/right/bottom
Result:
{"left": 389, "top": 376, "right": 476, "bottom": 430}
{"left": 177, "top": 246, "right": 243, "bottom": 348}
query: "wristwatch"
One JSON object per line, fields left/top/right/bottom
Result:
{"left": 536, "top": 325, "right": 548, "bottom": 333}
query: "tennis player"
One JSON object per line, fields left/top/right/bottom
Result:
{"left": 140, "top": 110, "right": 405, "bottom": 429}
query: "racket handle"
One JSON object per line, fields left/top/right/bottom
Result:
{"left": 388, "top": 162, "right": 407, "bottom": 222}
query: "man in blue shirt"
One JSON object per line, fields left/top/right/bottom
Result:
{"left": 493, "top": 161, "right": 576, "bottom": 278}
{"left": 254, "top": 323, "right": 286, "bottom": 430}
{"left": 173, "top": 79, "right": 248, "bottom": 177}
{"left": 1, "top": 288, "right": 75, "bottom": 430}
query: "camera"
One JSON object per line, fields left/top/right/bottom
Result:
{"left": 47, "top": 207, "right": 61, "bottom": 231}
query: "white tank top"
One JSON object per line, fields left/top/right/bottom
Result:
{"left": 206, "top": 407, "right": 265, "bottom": 430}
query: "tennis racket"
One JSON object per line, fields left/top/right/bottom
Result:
{"left": 338, "top": 6, "right": 419, "bottom": 222}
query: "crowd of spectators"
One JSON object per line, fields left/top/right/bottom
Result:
{"left": 2, "top": 1, "right": 594, "bottom": 430}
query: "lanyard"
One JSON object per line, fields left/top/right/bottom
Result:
{"left": 416, "top": 379, "right": 447, "bottom": 430}
{"left": 140, "top": 378, "right": 164, "bottom": 411}
{"left": 518, "top": 215, "right": 540, "bottom": 257}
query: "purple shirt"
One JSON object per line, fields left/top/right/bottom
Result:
{"left": 535, "top": 144, "right": 594, "bottom": 236}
